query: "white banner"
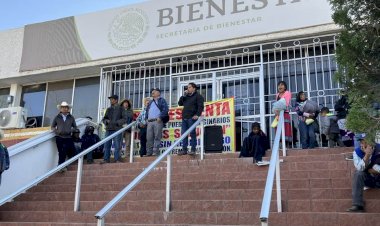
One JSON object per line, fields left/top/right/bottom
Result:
{"left": 75, "top": 0, "right": 333, "bottom": 60}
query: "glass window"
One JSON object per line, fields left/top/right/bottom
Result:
{"left": 44, "top": 80, "right": 73, "bottom": 126}
{"left": 21, "top": 84, "right": 46, "bottom": 127}
{"left": 0, "top": 88, "right": 10, "bottom": 108}
{"left": 72, "top": 77, "right": 100, "bottom": 122}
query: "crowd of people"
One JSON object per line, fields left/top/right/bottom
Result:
{"left": 49, "top": 83, "right": 204, "bottom": 169}
{"left": 2, "top": 80, "right": 379, "bottom": 214}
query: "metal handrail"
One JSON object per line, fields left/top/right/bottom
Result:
{"left": 95, "top": 116, "right": 205, "bottom": 226}
{"left": 0, "top": 121, "right": 136, "bottom": 210}
{"left": 259, "top": 111, "right": 285, "bottom": 225}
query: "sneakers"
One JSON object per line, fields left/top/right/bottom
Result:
{"left": 115, "top": 158, "right": 125, "bottom": 163}
{"left": 188, "top": 149, "right": 196, "bottom": 155}
{"left": 87, "top": 160, "right": 94, "bottom": 164}
{"left": 178, "top": 150, "right": 187, "bottom": 156}
{"left": 99, "top": 160, "right": 110, "bottom": 164}
{"left": 346, "top": 205, "right": 364, "bottom": 212}
{"left": 345, "top": 154, "right": 354, "bottom": 161}
{"left": 59, "top": 167, "right": 67, "bottom": 173}
{"left": 256, "top": 160, "right": 270, "bottom": 166}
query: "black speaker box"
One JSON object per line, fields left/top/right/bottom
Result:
{"left": 204, "top": 125, "right": 223, "bottom": 153}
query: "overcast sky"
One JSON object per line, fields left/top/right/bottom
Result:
{"left": 0, "top": 0, "right": 148, "bottom": 31}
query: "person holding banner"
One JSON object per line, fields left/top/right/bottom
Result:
{"left": 178, "top": 82, "right": 205, "bottom": 155}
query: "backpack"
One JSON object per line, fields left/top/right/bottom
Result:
{"left": 300, "top": 99, "right": 318, "bottom": 114}
{"left": 0, "top": 143, "right": 10, "bottom": 173}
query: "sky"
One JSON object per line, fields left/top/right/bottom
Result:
{"left": 0, "top": 0, "right": 148, "bottom": 31}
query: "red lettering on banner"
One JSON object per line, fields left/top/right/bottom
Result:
{"left": 169, "top": 109, "right": 175, "bottom": 120}
{"left": 205, "top": 104, "right": 214, "bottom": 117}
{"left": 175, "top": 109, "right": 183, "bottom": 120}
{"left": 162, "top": 130, "right": 169, "bottom": 139}
{"left": 215, "top": 102, "right": 223, "bottom": 115}
{"left": 221, "top": 102, "right": 230, "bottom": 115}
{"left": 222, "top": 125, "right": 230, "bottom": 134}
{"left": 133, "top": 112, "right": 140, "bottom": 120}
{"left": 196, "top": 128, "right": 201, "bottom": 136}
{"left": 174, "top": 129, "right": 181, "bottom": 138}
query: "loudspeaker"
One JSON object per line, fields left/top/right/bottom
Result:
{"left": 204, "top": 125, "right": 223, "bottom": 153}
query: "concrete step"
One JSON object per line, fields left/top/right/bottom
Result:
{"left": 0, "top": 211, "right": 378, "bottom": 226}
{"left": 3, "top": 198, "right": 380, "bottom": 213}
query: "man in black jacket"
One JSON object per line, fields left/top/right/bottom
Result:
{"left": 51, "top": 101, "right": 77, "bottom": 172}
{"left": 178, "top": 83, "right": 204, "bottom": 155}
{"left": 101, "top": 95, "right": 126, "bottom": 163}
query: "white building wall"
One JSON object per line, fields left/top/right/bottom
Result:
{"left": 0, "top": 28, "right": 23, "bottom": 83}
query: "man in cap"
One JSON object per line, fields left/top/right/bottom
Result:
{"left": 347, "top": 135, "right": 380, "bottom": 212}
{"left": 145, "top": 88, "right": 169, "bottom": 156}
{"left": 51, "top": 101, "right": 77, "bottom": 172}
{"left": 101, "top": 94, "right": 126, "bottom": 163}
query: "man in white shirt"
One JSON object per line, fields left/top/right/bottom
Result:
{"left": 347, "top": 136, "right": 380, "bottom": 212}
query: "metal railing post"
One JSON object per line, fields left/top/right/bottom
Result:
{"left": 281, "top": 118, "right": 286, "bottom": 157}
{"left": 260, "top": 111, "right": 284, "bottom": 224}
{"left": 74, "top": 156, "right": 84, "bottom": 212}
{"left": 97, "top": 218, "right": 105, "bottom": 226}
{"left": 275, "top": 154, "right": 282, "bottom": 212}
{"left": 130, "top": 127, "right": 135, "bottom": 163}
{"left": 166, "top": 154, "right": 172, "bottom": 212}
{"left": 200, "top": 119, "right": 205, "bottom": 160}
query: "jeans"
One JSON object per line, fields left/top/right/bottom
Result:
{"left": 298, "top": 121, "right": 316, "bottom": 149}
{"left": 55, "top": 137, "right": 75, "bottom": 165}
{"left": 103, "top": 130, "right": 122, "bottom": 161}
{"left": 139, "top": 127, "right": 147, "bottom": 156}
{"left": 147, "top": 121, "right": 164, "bottom": 155}
{"left": 181, "top": 118, "right": 197, "bottom": 151}
{"left": 352, "top": 170, "right": 380, "bottom": 207}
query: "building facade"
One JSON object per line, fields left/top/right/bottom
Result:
{"left": 0, "top": 0, "right": 342, "bottom": 149}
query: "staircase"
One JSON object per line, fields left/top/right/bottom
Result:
{"left": 0, "top": 147, "right": 379, "bottom": 226}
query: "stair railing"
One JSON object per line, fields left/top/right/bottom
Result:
{"left": 0, "top": 120, "right": 137, "bottom": 213}
{"left": 259, "top": 110, "right": 286, "bottom": 226}
{"left": 95, "top": 116, "right": 205, "bottom": 226}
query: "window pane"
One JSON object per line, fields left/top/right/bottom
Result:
{"left": 21, "top": 84, "right": 46, "bottom": 127}
{"left": 44, "top": 80, "right": 73, "bottom": 126}
{"left": 73, "top": 77, "right": 100, "bottom": 122}
{"left": 0, "top": 88, "right": 10, "bottom": 108}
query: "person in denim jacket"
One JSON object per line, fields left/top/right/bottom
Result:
{"left": 145, "top": 88, "right": 169, "bottom": 156}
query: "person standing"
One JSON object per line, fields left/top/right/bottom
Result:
{"left": 51, "top": 101, "right": 77, "bottom": 172}
{"left": 81, "top": 125, "right": 102, "bottom": 164}
{"left": 295, "top": 91, "right": 318, "bottom": 149}
{"left": 145, "top": 88, "right": 169, "bottom": 156}
{"left": 275, "top": 81, "right": 293, "bottom": 146}
{"left": 136, "top": 97, "right": 150, "bottom": 157}
{"left": 120, "top": 99, "right": 134, "bottom": 156}
{"left": 178, "top": 82, "right": 204, "bottom": 155}
{"left": 101, "top": 95, "right": 125, "bottom": 163}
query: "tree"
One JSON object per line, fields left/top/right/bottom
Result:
{"left": 329, "top": 0, "right": 380, "bottom": 143}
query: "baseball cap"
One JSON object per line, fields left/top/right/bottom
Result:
{"left": 357, "top": 133, "right": 366, "bottom": 141}
{"left": 108, "top": 94, "right": 119, "bottom": 100}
